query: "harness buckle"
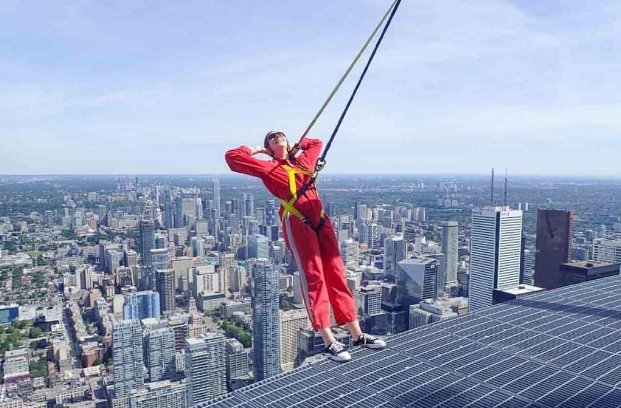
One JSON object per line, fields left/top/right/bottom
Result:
{"left": 303, "top": 215, "right": 326, "bottom": 233}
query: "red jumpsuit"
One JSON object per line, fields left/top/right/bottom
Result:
{"left": 225, "top": 139, "right": 358, "bottom": 330}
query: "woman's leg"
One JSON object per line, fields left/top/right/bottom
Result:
{"left": 316, "top": 215, "right": 359, "bottom": 328}
{"left": 282, "top": 214, "right": 333, "bottom": 334}
{"left": 345, "top": 321, "right": 363, "bottom": 341}
{"left": 317, "top": 328, "right": 337, "bottom": 346}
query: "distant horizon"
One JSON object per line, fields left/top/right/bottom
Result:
{"left": 2, "top": 172, "right": 621, "bottom": 181}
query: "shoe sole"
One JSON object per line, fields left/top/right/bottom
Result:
{"left": 326, "top": 353, "right": 352, "bottom": 362}
{"left": 355, "top": 342, "right": 386, "bottom": 349}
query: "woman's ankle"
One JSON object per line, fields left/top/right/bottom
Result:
{"left": 318, "top": 328, "right": 336, "bottom": 346}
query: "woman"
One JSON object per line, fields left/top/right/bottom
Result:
{"left": 225, "top": 131, "right": 386, "bottom": 362}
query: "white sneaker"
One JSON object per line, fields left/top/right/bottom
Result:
{"left": 354, "top": 333, "right": 386, "bottom": 349}
{"left": 325, "top": 341, "right": 352, "bottom": 362}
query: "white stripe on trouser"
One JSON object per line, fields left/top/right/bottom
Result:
{"left": 284, "top": 213, "right": 315, "bottom": 328}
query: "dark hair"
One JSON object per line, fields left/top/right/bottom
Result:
{"left": 263, "top": 131, "right": 286, "bottom": 149}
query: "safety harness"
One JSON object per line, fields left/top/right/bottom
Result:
{"left": 287, "top": 0, "right": 402, "bottom": 209}
{"left": 279, "top": 164, "right": 325, "bottom": 233}
{"left": 274, "top": 1, "right": 403, "bottom": 234}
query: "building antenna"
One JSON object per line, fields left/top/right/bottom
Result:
{"left": 490, "top": 168, "right": 495, "bottom": 205}
{"left": 504, "top": 169, "right": 508, "bottom": 207}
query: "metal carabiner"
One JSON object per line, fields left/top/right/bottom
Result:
{"left": 315, "top": 158, "right": 326, "bottom": 172}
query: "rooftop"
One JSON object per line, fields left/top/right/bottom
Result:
{"left": 399, "top": 258, "right": 435, "bottom": 266}
{"left": 564, "top": 261, "right": 620, "bottom": 269}
{"left": 185, "top": 337, "right": 204, "bottom": 346}
{"left": 201, "top": 275, "right": 621, "bottom": 408}
{"left": 498, "top": 284, "right": 545, "bottom": 296}
{"left": 594, "top": 239, "right": 621, "bottom": 247}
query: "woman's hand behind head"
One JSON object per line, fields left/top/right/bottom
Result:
{"left": 249, "top": 146, "right": 271, "bottom": 156}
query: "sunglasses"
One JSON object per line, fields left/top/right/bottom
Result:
{"left": 268, "top": 132, "right": 285, "bottom": 142}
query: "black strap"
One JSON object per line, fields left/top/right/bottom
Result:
{"left": 294, "top": 0, "right": 403, "bottom": 202}
{"left": 319, "top": 0, "right": 402, "bottom": 167}
{"left": 303, "top": 214, "right": 326, "bottom": 233}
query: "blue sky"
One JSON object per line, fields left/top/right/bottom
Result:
{"left": 1, "top": 0, "right": 620, "bottom": 176}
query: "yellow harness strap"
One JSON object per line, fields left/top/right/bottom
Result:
{"left": 279, "top": 165, "right": 324, "bottom": 223}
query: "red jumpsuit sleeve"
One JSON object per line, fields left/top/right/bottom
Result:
{"left": 297, "top": 138, "right": 323, "bottom": 169}
{"left": 225, "top": 146, "right": 271, "bottom": 178}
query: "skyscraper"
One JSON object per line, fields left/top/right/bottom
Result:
{"left": 592, "top": 239, "right": 621, "bottom": 263}
{"left": 534, "top": 209, "right": 573, "bottom": 290}
{"left": 151, "top": 246, "right": 171, "bottom": 268}
{"left": 428, "top": 253, "right": 447, "bottom": 296}
{"left": 265, "top": 199, "right": 276, "bottom": 225}
{"left": 146, "top": 327, "right": 176, "bottom": 382}
{"left": 396, "top": 258, "right": 438, "bottom": 307}
{"left": 192, "top": 265, "right": 220, "bottom": 297}
{"left": 520, "top": 234, "right": 527, "bottom": 285}
{"left": 154, "top": 233, "right": 167, "bottom": 249}
{"left": 251, "top": 260, "right": 281, "bottom": 381}
{"left": 242, "top": 193, "right": 254, "bottom": 218}
{"left": 358, "top": 222, "right": 368, "bottom": 245}
{"left": 384, "top": 236, "right": 406, "bottom": 278}
{"left": 470, "top": 206, "right": 523, "bottom": 311}
{"left": 174, "top": 196, "right": 184, "bottom": 228}
{"left": 279, "top": 309, "right": 310, "bottom": 372}
{"left": 441, "top": 221, "right": 459, "bottom": 289}
{"left": 185, "top": 334, "right": 226, "bottom": 406}
{"left": 271, "top": 243, "right": 285, "bottom": 265}
{"left": 292, "top": 272, "right": 304, "bottom": 305}
{"left": 191, "top": 237, "right": 205, "bottom": 257}
{"left": 360, "top": 286, "right": 383, "bottom": 316}
{"left": 139, "top": 220, "right": 155, "bottom": 269}
{"left": 182, "top": 197, "right": 198, "bottom": 226}
{"left": 163, "top": 193, "right": 174, "bottom": 229}
{"left": 150, "top": 248, "right": 171, "bottom": 292}
{"left": 105, "top": 249, "right": 124, "bottom": 274}
{"left": 196, "top": 197, "right": 204, "bottom": 220}
{"left": 225, "top": 338, "right": 251, "bottom": 388}
{"left": 367, "top": 223, "right": 380, "bottom": 249}
{"left": 169, "top": 319, "right": 189, "bottom": 352}
{"left": 157, "top": 269, "right": 175, "bottom": 313}
{"left": 112, "top": 319, "right": 144, "bottom": 397}
{"left": 521, "top": 247, "right": 536, "bottom": 285}
{"left": 248, "top": 234, "right": 269, "bottom": 259}
{"left": 123, "top": 289, "right": 161, "bottom": 321}
{"left": 196, "top": 219, "right": 209, "bottom": 236}
{"left": 129, "top": 380, "right": 187, "bottom": 408}
{"left": 356, "top": 202, "right": 368, "bottom": 222}
{"left": 213, "top": 179, "right": 221, "bottom": 240}
{"left": 340, "top": 238, "right": 360, "bottom": 268}
{"left": 218, "top": 253, "right": 235, "bottom": 295}
{"left": 97, "top": 205, "right": 107, "bottom": 225}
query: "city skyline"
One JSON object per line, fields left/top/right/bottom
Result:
{"left": 3, "top": 1, "right": 621, "bottom": 405}
{"left": 2, "top": 1, "right": 621, "bottom": 176}
{"left": 1, "top": 172, "right": 621, "bottom": 406}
